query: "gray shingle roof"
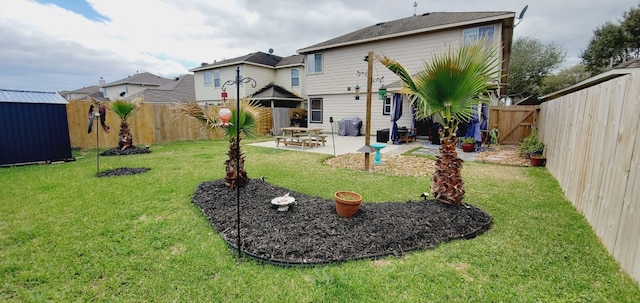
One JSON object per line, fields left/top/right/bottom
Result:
{"left": 298, "top": 11, "right": 514, "bottom": 53}
{"left": 276, "top": 54, "right": 305, "bottom": 67}
{"left": 0, "top": 89, "right": 68, "bottom": 104}
{"left": 190, "top": 52, "right": 304, "bottom": 72}
{"left": 125, "top": 74, "right": 195, "bottom": 103}
{"left": 103, "top": 72, "right": 173, "bottom": 87}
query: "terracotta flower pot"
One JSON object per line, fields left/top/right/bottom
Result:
{"left": 462, "top": 143, "right": 475, "bottom": 152}
{"left": 334, "top": 191, "right": 363, "bottom": 218}
{"left": 530, "top": 155, "right": 546, "bottom": 167}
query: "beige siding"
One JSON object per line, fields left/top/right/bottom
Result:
{"left": 275, "top": 66, "right": 305, "bottom": 97}
{"left": 245, "top": 65, "right": 275, "bottom": 94}
{"left": 305, "top": 23, "right": 503, "bottom": 136}
{"left": 538, "top": 69, "right": 640, "bottom": 284}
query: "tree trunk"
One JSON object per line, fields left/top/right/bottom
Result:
{"left": 224, "top": 137, "right": 248, "bottom": 189}
{"left": 118, "top": 120, "right": 133, "bottom": 150}
{"left": 431, "top": 136, "right": 465, "bottom": 205}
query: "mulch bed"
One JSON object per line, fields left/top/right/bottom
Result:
{"left": 96, "top": 167, "right": 150, "bottom": 178}
{"left": 100, "top": 145, "right": 151, "bottom": 156}
{"left": 192, "top": 179, "right": 493, "bottom": 265}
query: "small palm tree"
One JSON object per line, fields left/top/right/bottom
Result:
{"left": 110, "top": 98, "right": 142, "bottom": 150}
{"left": 175, "top": 99, "right": 262, "bottom": 189}
{"left": 380, "top": 41, "right": 500, "bottom": 205}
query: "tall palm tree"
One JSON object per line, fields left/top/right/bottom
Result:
{"left": 175, "top": 99, "right": 262, "bottom": 189}
{"left": 379, "top": 41, "right": 501, "bottom": 205}
{"left": 110, "top": 98, "right": 142, "bottom": 151}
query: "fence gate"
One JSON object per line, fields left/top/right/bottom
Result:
{"left": 488, "top": 105, "right": 538, "bottom": 145}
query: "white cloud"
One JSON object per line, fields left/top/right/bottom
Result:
{"left": 0, "top": 0, "right": 637, "bottom": 91}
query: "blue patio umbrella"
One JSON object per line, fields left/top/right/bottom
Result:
{"left": 389, "top": 94, "right": 403, "bottom": 142}
{"left": 465, "top": 106, "right": 482, "bottom": 143}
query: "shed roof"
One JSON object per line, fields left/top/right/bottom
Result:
{"left": 0, "top": 89, "right": 68, "bottom": 104}
{"left": 298, "top": 11, "right": 514, "bottom": 53}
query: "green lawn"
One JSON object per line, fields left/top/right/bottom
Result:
{"left": 1, "top": 139, "right": 639, "bottom": 302}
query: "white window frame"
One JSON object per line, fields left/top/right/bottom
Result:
{"left": 383, "top": 96, "right": 391, "bottom": 115}
{"left": 213, "top": 69, "right": 220, "bottom": 87}
{"left": 291, "top": 68, "right": 299, "bottom": 86}
{"left": 204, "top": 70, "right": 212, "bottom": 86}
{"left": 310, "top": 98, "right": 323, "bottom": 123}
{"left": 463, "top": 25, "right": 494, "bottom": 46}
{"left": 306, "top": 53, "right": 323, "bottom": 73}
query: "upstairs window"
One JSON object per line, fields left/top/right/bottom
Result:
{"left": 463, "top": 25, "right": 495, "bottom": 46}
{"left": 213, "top": 69, "right": 220, "bottom": 87}
{"left": 307, "top": 53, "right": 323, "bottom": 73}
{"left": 204, "top": 70, "right": 212, "bottom": 86}
{"left": 291, "top": 68, "right": 299, "bottom": 86}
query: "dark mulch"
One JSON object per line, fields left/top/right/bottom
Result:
{"left": 96, "top": 167, "right": 150, "bottom": 177}
{"left": 100, "top": 145, "right": 151, "bottom": 156}
{"left": 192, "top": 179, "right": 493, "bottom": 265}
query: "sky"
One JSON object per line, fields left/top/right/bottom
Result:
{"left": 1, "top": 0, "right": 638, "bottom": 92}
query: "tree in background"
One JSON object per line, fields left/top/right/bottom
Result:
{"left": 540, "top": 64, "right": 591, "bottom": 96}
{"left": 581, "top": 4, "right": 640, "bottom": 74}
{"left": 380, "top": 41, "right": 500, "bottom": 205}
{"left": 507, "top": 36, "right": 566, "bottom": 102}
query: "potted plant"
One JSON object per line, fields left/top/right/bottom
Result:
{"left": 461, "top": 137, "right": 476, "bottom": 152}
{"left": 519, "top": 128, "right": 546, "bottom": 166}
{"left": 334, "top": 191, "right": 363, "bottom": 218}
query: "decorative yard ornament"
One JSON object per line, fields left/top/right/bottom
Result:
{"left": 218, "top": 106, "right": 232, "bottom": 127}
{"left": 221, "top": 89, "right": 228, "bottom": 101}
{"left": 378, "top": 84, "right": 387, "bottom": 100}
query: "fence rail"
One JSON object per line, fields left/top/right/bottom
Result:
{"left": 538, "top": 71, "right": 640, "bottom": 284}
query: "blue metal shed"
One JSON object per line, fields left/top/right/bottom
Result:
{"left": 0, "top": 89, "right": 74, "bottom": 167}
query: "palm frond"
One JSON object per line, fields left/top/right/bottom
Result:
{"left": 110, "top": 98, "right": 142, "bottom": 120}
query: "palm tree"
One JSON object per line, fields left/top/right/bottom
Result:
{"left": 110, "top": 98, "right": 142, "bottom": 150}
{"left": 379, "top": 41, "right": 501, "bottom": 205}
{"left": 175, "top": 99, "right": 262, "bottom": 189}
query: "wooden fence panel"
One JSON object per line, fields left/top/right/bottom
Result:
{"left": 613, "top": 75, "right": 640, "bottom": 278}
{"left": 539, "top": 71, "right": 640, "bottom": 284}
{"left": 489, "top": 106, "right": 538, "bottom": 144}
{"left": 66, "top": 101, "right": 220, "bottom": 149}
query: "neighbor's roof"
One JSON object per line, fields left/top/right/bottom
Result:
{"left": 125, "top": 74, "right": 195, "bottom": 103}
{"left": 102, "top": 72, "right": 173, "bottom": 87}
{"left": 298, "top": 11, "right": 514, "bottom": 53}
{"left": 0, "top": 89, "right": 68, "bottom": 104}
{"left": 251, "top": 83, "right": 303, "bottom": 101}
{"left": 190, "top": 52, "right": 304, "bottom": 72}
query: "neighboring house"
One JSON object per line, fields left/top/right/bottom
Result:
{"left": 61, "top": 85, "right": 101, "bottom": 101}
{"left": 124, "top": 74, "right": 195, "bottom": 103}
{"left": 100, "top": 72, "right": 174, "bottom": 101}
{"left": 297, "top": 11, "right": 515, "bottom": 135}
{"left": 189, "top": 51, "right": 306, "bottom": 135}
{"left": 189, "top": 51, "right": 305, "bottom": 105}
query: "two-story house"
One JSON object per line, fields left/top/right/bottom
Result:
{"left": 297, "top": 11, "right": 515, "bottom": 136}
{"left": 189, "top": 51, "right": 306, "bottom": 135}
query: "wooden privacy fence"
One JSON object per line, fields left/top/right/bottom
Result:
{"left": 67, "top": 101, "right": 274, "bottom": 149}
{"left": 488, "top": 105, "right": 538, "bottom": 144}
{"left": 538, "top": 70, "right": 640, "bottom": 284}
